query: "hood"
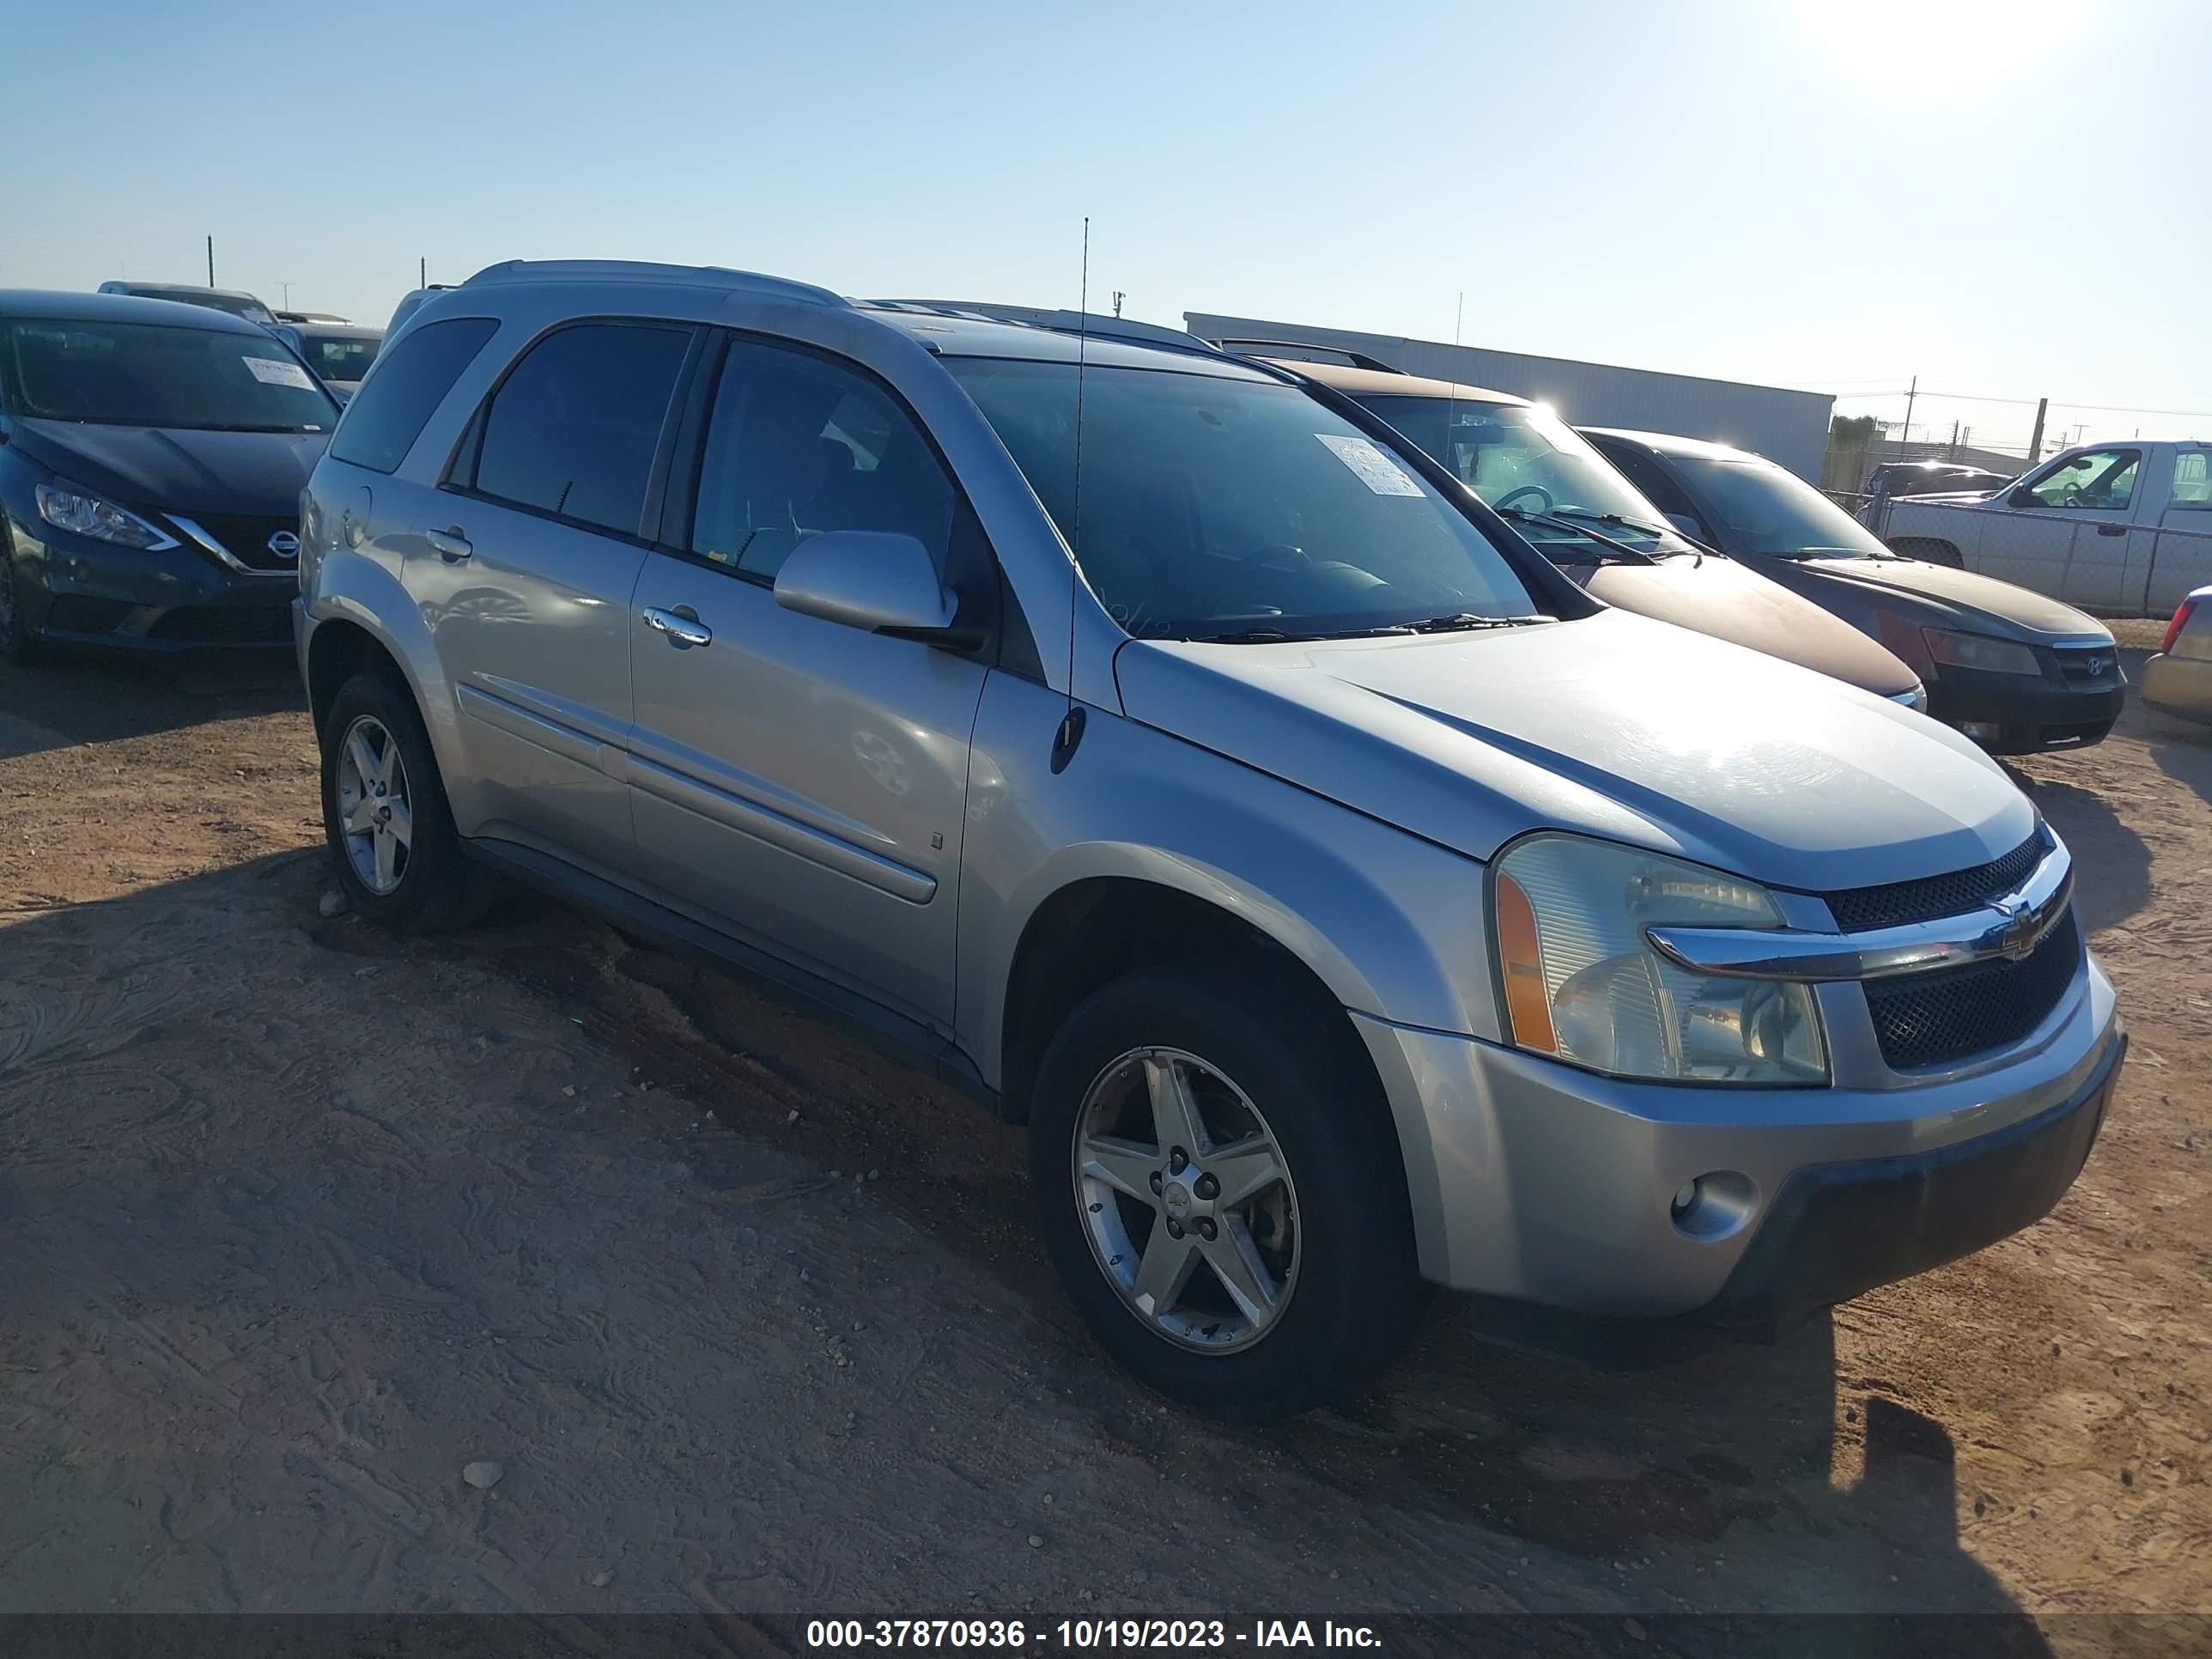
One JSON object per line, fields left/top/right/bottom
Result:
{"left": 1791, "top": 555, "right": 2107, "bottom": 641}
{"left": 1581, "top": 556, "right": 1920, "bottom": 696}
{"left": 1114, "top": 609, "right": 2033, "bottom": 891}
{"left": 11, "top": 419, "right": 330, "bottom": 519}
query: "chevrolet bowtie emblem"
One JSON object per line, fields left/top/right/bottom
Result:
{"left": 1994, "top": 896, "right": 2040, "bottom": 962}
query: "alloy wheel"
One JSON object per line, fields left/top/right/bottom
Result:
{"left": 333, "top": 714, "right": 414, "bottom": 896}
{"left": 1072, "top": 1046, "right": 1301, "bottom": 1352}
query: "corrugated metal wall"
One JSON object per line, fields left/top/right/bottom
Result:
{"left": 1184, "top": 312, "right": 1837, "bottom": 483}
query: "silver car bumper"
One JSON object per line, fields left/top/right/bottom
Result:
{"left": 1355, "top": 951, "right": 2120, "bottom": 1325}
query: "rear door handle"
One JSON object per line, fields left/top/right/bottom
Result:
{"left": 427, "top": 526, "right": 472, "bottom": 562}
{"left": 2096, "top": 523, "right": 2127, "bottom": 537}
{"left": 642, "top": 605, "right": 713, "bottom": 648}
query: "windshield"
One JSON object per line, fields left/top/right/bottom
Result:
{"left": 947, "top": 358, "right": 1546, "bottom": 640}
{"left": 300, "top": 334, "right": 380, "bottom": 385}
{"left": 1353, "top": 395, "right": 1679, "bottom": 557}
{"left": 0, "top": 319, "right": 338, "bottom": 432}
{"left": 1670, "top": 454, "right": 1893, "bottom": 558}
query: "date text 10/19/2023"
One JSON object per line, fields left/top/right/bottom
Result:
{"left": 805, "top": 1620, "right": 1382, "bottom": 1650}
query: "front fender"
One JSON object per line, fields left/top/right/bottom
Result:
{"left": 957, "top": 672, "right": 1498, "bottom": 1091}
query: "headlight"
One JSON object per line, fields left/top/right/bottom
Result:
{"left": 1492, "top": 833, "right": 1828, "bottom": 1085}
{"left": 1922, "top": 628, "right": 2039, "bottom": 678}
{"left": 34, "top": 483, "right": 178, "bottom": 550}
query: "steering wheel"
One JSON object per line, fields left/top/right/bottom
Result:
{"left": 1492, "top": 484, "right": 1554, "bottom": 514}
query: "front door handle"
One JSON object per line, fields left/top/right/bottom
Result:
{"left": 426, "top": 526, "right": 472, "bottom": 562}
{"left": 2096, "top": 523, "right": 2127, "bottom": 537}
{"left": 642, "top": 605, "right": 713, "bottom": 648}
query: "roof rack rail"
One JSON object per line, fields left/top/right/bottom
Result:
{"left": 871, "top": 299, "right": 1231, "bottom": 362}
{"left": 461, "top": 260, "right": 848, "bottom": 309}
{"left": 1201, "top": 337, "right": 1405, "bottom": 374}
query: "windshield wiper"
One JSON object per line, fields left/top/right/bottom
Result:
{"left": 1549, "top": 506, "right": 1674, "bottom": 538}
{"left": 1494, "top": 507, "right": 1656, "bottom": 564}
{"left": 194, "top": 422, "right": 322, "bottom": 433}
{"left": 1409, "top": 613, "right": 1550, "bottom": 633}
{"left": 1189, "top": 623, "right": 1422, "bottom": 644}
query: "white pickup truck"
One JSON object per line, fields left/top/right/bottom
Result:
{"left": 1877, "top": 439, "right": 2212, "bottom": 616}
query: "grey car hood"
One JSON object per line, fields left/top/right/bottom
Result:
{"left": 1796, "top": 556, "right": 2107, "bottom": 640}
{"left": 1114, "top": 609, "right": 2033, "bottom": 892}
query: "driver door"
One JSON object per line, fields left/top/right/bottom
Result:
{"left": 1985, "top": 447, "right": 2141, "bottom": 606}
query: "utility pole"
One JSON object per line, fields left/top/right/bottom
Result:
{"left": 280, "top": 281, "right": 292, "bottom": 310}
{"left": 1948, "top": 417, "right": 1960, "bottom": 459}
{"left": 420, "top": 256, "right": 427, "bottom": 289}
{"left": 1111, "top": 290, "right": 1124, "bottom": 318}
{"left": 2027, "top": 397, "right": 2048, "bottom": 465}
{"left": 1899, "top": 374, "right": 1917, "bottom": 459}
{"left": 206, "top": 235, "right": 216, "bottom": 287}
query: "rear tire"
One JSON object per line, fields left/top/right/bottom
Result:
{"left": 319, "top": 670, "right": 489, "bottom": 933}
{"left": 1028, "top": 963, "right": 1429, "bottom": 1419}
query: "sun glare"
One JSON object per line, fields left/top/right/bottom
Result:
{"left": 1794, "top": 0, "right": 2087, "bottom": 91}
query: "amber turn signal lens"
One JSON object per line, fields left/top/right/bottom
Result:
{"left": 1494, "top": 870, "right": 1557, "bottom": 1053}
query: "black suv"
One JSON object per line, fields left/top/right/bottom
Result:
{"left": 0, "top": 291, "right": 339, "bottom": 660}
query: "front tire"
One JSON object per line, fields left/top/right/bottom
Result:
{"left": 0, "top": 546, "right": 49, "bottom": 666}
{"left": 319, "top": 670, "right": 488, "bottom": 933}
{"left": 1029, "top": 964, "right": 1428, "bottom": 1419}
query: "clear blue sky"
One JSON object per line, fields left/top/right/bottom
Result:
{"left": 6, "top": 0, "right": 2205, "bottom": 447}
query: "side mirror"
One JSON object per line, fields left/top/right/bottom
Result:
{"left": 772, "top": 530, "right": 978, "bottom": 646}
{"left": 1663, "top": 512, "right": 1707, "bottom": 542}
{"left": 2008, "top": 484, "right": 2036, "bottom": 508}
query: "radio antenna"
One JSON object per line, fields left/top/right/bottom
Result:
{"left": 1052, "top": 216, "right": 1091, "bottom": 772}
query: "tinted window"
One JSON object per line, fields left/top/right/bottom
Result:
{"left": 468, "top": 323, "right": 691, "bottom": 536}
{"left": 2028, "top": 448, "right": 2139, "bottom": 510}
{"left": 949, "top": 357, "right": 1541, "bottom": 640}
{"left": 329, "top": 317, "right": 497, "bottom": 473}
{"left": 1667, "top": 455, "right": 1894, "bottom": 558}
{"left": 690, "top": 340, "right": 956, "bottom": 580}
{"left": 1595, "top": 442, "right": 1705, "bottom": 523}
{"left": 0, "top": 318, "right": 337, "bottom": 432}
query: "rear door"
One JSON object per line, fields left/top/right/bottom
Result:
{"left": 623, "top": 334, "right": 991, "bottom": 1030}
{"left": 418, "top": 319, "right": 697, "bottom": 881}
{"left": 2145, "top": 446, "right": 2212, "bottom": 615}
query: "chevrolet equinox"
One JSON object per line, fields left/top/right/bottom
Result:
{"left": 296, "top": 263, "right": 2124, "bottom": 1418}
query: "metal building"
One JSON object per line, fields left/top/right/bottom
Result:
{"left": 1184, "top": 311, "right": 1837, "bottom": 482}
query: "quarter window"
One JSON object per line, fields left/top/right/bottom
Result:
{"left": 329, "top": 317, "right": 498, "bottom": 474}
{"left": 2027, "top": 448, "right": 2139, "bottom": 511}
{"left": 464, "top": 322, "right": 692, "bottom": 537}
{"left": 689, "top": 339, "right": 956, "bottom": 581}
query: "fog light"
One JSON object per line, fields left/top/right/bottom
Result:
{"left": 1960, "top": 720, "right": 2004, "bottom": 743}
{"left": 1668, "top": 1170, "right": 1759, "bottom": 1241}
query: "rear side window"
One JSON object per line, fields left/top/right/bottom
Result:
{"left": 462, "top": 322, "right": 691, "bottom": 537}
{"left": 329, "top": 317, "right": 497, "bottom": 474}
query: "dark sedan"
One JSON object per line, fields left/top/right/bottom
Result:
{"left": 1583, "top": 427, "right": 2124, "bottom": 753}
{"left": 0, "top": 291, "right": 337, "bottom": 660}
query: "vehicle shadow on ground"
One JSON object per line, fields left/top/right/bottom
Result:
{"left": 0, "top": 651, "right": 302, "bottom": 759}
{"left": 2147, "top": 717, "right": 2212, "bottom": 805}
{"left": 2004, "top": 764, "right": 2153, "bottom": 939}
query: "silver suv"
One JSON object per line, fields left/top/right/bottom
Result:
{"left": 296, "top": 262, "right": 2124, "bottom": 1418}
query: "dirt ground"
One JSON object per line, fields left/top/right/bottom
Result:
{"left": 1, "top": 634, "right": 2206, "bottom": 1650}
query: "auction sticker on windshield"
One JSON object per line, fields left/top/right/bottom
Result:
{"left": 1315, "top": 433, "right": 1422, "bottom": 496}
{"left": 243, "top": 356, "right": 316, "bottom": 391}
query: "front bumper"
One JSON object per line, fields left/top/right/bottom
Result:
{"left": 1354, "top": 951, "right": 2122, "bottom": 1346}
{"left": 15, "top": 520, "right": 295, "bottom": 651}
{"left": 1925, "top": 661, "right": 2124, "bottom": 752}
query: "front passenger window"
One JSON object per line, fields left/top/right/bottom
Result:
{"left": 2028, "top": 449, "right": 2139, "bottom": 511}
{"left": 689, "top": 341, "right": 956, "bottom": 581}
